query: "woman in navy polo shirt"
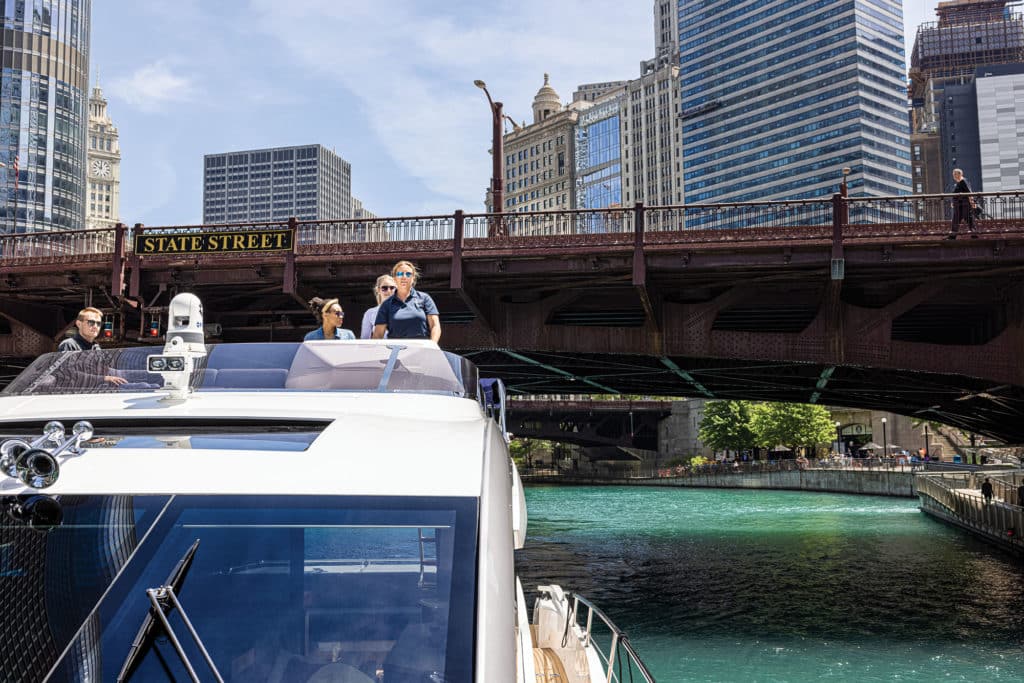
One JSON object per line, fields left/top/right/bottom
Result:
{"left": 372, "top": 260, "right": 441, "bottom": 342}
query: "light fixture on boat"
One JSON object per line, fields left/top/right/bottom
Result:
{"left": 148, "top": 293, "right": 207, "bottom": 400}
{"left": 0, "top": 420, "right": 65, "bottom": 477}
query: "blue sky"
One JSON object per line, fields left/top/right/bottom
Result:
{"left": 93, "top": 1, "right": 942, "bottom": 226}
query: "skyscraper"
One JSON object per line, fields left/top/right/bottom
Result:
{"left": 1, "top": 0, "right": 92, "bottom": 233}
{"left": 678, "top": 1, "right": 910, "bottom": 203}
{"left": 940, "top": 63, "right": 1024, "bottom": 192}
{"left": 202, "top": 144, "right": 351, "bottom": 224}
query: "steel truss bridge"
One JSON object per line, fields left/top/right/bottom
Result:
{"left": 2, "top": 193, "right": 1024, "bottom": 442}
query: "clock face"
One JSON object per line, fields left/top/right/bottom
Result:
{"left": 90, "top": 159, "right": 113, "bottom": 179}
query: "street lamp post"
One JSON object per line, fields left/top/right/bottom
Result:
{"left": 881, "top": 417, "right": 887, "bottom": 462}
{"left": 473, "top": 80, "right": 504, "bottom": 231}
{"left": 924, "top": 423, "right": 930, "bottom": 460}
{"left": 834, "top": 421, "right": 842, "bottom": 455}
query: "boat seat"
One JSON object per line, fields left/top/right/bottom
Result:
{"left": 532, "top": 647, "right": 568, "bottom": 682}
{"left": 212, "top": 368, "right": 289, "bottom": 389}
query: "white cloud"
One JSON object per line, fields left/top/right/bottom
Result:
{"left": 108, "top": 61, "right": 198, "bottom": 113}
{"left": 247, "top": 0, "right": 650, "bottom": 212}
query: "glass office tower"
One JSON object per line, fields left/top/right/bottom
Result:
{"left": 575, "top": 98, "right": 623, "bottom": 210}
{"left": 1, "top": 0, "right": 91, "bottom": 233}
{"left": 679, "top": 0, "right": 911, "bottom": 203}
{"left": 203, "top": 144, "right": 352, "bottom": 224}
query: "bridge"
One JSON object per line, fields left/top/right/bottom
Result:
{"left": 506, "top": 398, "right": 672, "bottom": 450}
{"left": 2, "top": 193, "right": 1024, "bottom": 442}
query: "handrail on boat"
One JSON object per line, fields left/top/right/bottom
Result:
{"left": 565, "top": 591, "right": 656, "bottom": 683}
{"left": 480, "top": 378, "right": 509, "bottom": 443}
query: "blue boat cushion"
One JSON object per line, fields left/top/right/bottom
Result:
{"left": 212, "top": 368, "right": 289, "bottom": 389}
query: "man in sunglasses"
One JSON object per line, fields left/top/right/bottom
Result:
{"left": 59, "top": 307, "right": 107, "bottom": 352}
{"left": 57, "top": 307, "right": 128, "bottom": 386}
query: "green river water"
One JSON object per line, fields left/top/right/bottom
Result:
{"left": 514, "top": 486, "right": 1024, "bottom": 682}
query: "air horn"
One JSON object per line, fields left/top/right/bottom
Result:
{"left": 0, "top": 421, "right": 93, "bottom": 489}
{"left": 0, "top": 421, "right": 64, "bottom": 478}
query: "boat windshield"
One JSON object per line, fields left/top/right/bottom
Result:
{"left": 0, "top": 494, "right": 477, "bottom": 682}
{"left": 1, "top": 342, "right": 480, "bottom": 398}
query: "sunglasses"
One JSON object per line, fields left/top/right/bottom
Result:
{"left": 328, "top": 309, "right": 344, "bottom": 317}
{"left": 394, "top": 271, "right": 414, "bottom": 278}
{"left": 81, "top": 319, "right": 102, "bottom": 327}
{"left": 379, "top": 285, "right": 396, "bottom": 292}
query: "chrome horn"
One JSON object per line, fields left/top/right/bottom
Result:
{"left": 10, "top": 421, "right": 93, "bottom": 489}
{"left": 0, "top": 421, "right": 65, "bottom": 478}
{"left": 15, "top": 450, "right": 60, "bottom": 489}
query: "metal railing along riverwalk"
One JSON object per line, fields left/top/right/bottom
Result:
{"left": 916, "top": 470, "right": 1024, "bottom": 555}
{"left": 521, "top": 457, "right": 924, "bottom": 481}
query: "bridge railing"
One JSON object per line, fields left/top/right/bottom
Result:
{"left": 643, "top": 199, "right": 834, "bottom": 232}
{"left": 296, "top": 215, "right": 458, "bottom": 244}
{"left": 0, "top": 226, "right": 118, "bottom": 261}
{"left": 5, "top": 191, "right": 1024, "bottom": 265}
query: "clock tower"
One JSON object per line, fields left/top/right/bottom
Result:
{"left": 86, "top": 83, "right": 121, "bottom": 231}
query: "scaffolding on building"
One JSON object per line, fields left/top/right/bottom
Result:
{"left": 909, "top": 0, "right": 1024, "bottom": 133}
{"left": 911, "top": 1, "right": 1024, "bottom": 83}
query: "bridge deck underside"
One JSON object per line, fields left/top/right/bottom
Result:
{"left": 461, "top": 350, "right": 1024, "bottom": 444}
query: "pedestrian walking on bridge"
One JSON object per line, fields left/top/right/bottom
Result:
{"left": 981, "top": 477, "right": 993, "bottom": 504}
{"left": 948, "top": 168, "right": 977, "bottom": 240}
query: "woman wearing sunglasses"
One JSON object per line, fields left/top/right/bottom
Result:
{"left": 372, "top": 261, "right": 441, "bottom": 342}
{"left": 360, "top": 274, "right": 398, "bottom": 339}
{"left": 304, "top": 297, "right": 356, "bottom": 340}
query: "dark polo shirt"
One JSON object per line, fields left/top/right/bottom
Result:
{"left": 375, "top": 288, "right": 438, "bottom": 339}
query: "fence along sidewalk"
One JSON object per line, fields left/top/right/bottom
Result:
{"left": 916, "top": 471, "right": 1024, "bottom": 556}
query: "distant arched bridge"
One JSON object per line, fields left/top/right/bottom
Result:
{"left": 506, "top": 398, "right": 672, "bottom": 450}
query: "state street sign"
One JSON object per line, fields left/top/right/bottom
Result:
{"left": 133, "top": 229, "right": 293, "bottom": 255}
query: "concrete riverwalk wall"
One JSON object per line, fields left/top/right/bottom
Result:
{"left": 524, "top": 469, "right": 917, "bottom": 498}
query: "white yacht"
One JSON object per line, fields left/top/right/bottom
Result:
{"left": 0, "top": 294, "right": 654, "bottom": 683}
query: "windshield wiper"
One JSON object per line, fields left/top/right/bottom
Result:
{"left": 115, "top": 539, "right": 225, "bottom": 683}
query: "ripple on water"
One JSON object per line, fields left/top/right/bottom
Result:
{"left": 516, "top": 486, "right": 1024, "bottom": 682}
